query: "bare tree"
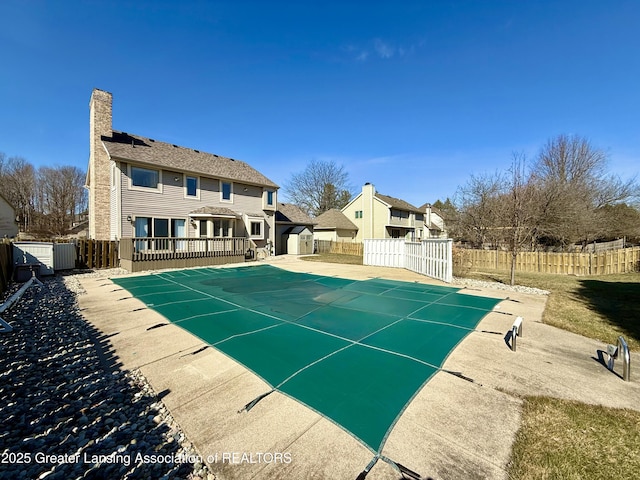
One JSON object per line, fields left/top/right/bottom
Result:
{"left": 456, "top": 156, "right": 541, "bottom": 285}
{"left": 37, "top": 166, "right": 86, "bottom": 235}
{"left": 499, "top": 153, "right": 540, "bottom": 285}
{"left": 283, "top": 159, "right": 353, "bottom": 216}
{"left": 455, "top": 171, "right": 504, "bottom": 248}
{"left": 0, "top": 155, "right": 37, "bottom": 232}
{"left": 0, "top": 153, "right": 87, "bottom": 236}
{"left": 533, "top": 134, "right": 638, "bottom": 248}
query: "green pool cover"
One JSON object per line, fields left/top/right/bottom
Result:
{"left": 112, "top": 265, "right": 502, "bottom": 453}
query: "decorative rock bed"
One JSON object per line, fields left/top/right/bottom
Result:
{"left": 0, "top": 273, "right": 214, "bottom": 480}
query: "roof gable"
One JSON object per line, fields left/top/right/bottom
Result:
{"left": 102, "top": 131, "right": 278, "bottom": 188}
{"left": 314, "top": 209, "right": 358, "bottom": 231}
{"left": 276, "top": 203, "right": 315, "bottom": 225}
{"left": 375, "top": 193, "right": 420, "bottom": 213}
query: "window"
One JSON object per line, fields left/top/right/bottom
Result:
{"left": 131, "top": 166, "right": 159, "bottom": 189}
{"left": 199, "top": 220, "right": 208, "bottom": 238}
{"left": 355, "top": 211, "right": 363, "bottom": 219}
{"left": 134, "top": 217, "right": 151, "bottom": 252}
{"left": 213, "top": 219, "right": 232, "bottom": 237}
{"left": 185, "top": 176, "right": 198, "bottom": 197}
{"left": 248, "top": 218, "right": 264, "bottom": 239}
{"left": 135, "top": 217, "right": 152, "bottom": 237}
{"left": 391, "top": 209, "right": 409, "bottom": 220}
{"left": 221, "top": 181, "right": 232, "bottom": 202}
{"left": 263, "top": 189, "right": 276, "bottom": 209}
{"left": 154, "top": 218, "right": 169, "bottom": 237}
{"left": 416, "top": 213, "right": 424, "bottom": 221}
{"left": 171, "top": 219, "right": 186, "bottom": 238}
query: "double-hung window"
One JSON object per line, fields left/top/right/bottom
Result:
{"left": 221, "top": 181, "right": 233, "bottom": 202}
{"left": 185, "top": 175, "right": 199, "bottom": 198}
{"left": 129, "top": 165, "right": 162, "bottom": 192}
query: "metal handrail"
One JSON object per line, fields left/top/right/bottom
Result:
{"left": 607, "top": 336, "right": 631, "bottom": 382}
{"left": 511, "top": 316, "right": 523, "bottom": 352}
{"left": 618, "top": 336, "right": 631, "bottom": 382}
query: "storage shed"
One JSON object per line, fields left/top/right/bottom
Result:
{"left": 274, "top": 203, "right": 316, "bottom": 255}
{"left": 13, "top": 242, "right": 55, "bottom": 278}
{"left": 282, "top": 226, "right": 313, "bottom": 255}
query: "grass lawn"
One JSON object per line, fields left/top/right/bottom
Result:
{"left": 465, "top": 270, "right": 640, "bottom": 350}
{"left": 457, "top": 269, "right": 640, "bottom": 478}
{"left": 509, "top": 396, "right": 640, "bottom": 480}
{"left": 300, "top": 253, "right": 363, "bottom": 265}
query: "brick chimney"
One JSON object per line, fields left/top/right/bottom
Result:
{"left": 362, "top": 183, "right": 375, "bottom": 239}
{"left": 88, "top": 89, "right": 113, "bottom": 240}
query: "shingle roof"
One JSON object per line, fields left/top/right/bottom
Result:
{"left": 188, "top": 206, "right": 240, "bottom": 218}
{"left": 102, "top": 131, "right": 278, "bottom": 188}
{"left": 419, "top": 203, "right": 445, "bottom": 217}
{"left": 314, "top": 209, "right": 358, "bottom": 231}
{"left": 375, "top": 193, "right": 421, "bottom": 213}
{"left": 275, "top": 203, "right": 316, "bottom": 225}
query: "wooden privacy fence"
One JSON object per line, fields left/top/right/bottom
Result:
{"left": 315, "top": 240, "right": 364, "bottom": 256}
{"left": 364, "top": 239, "right": 453, "bottom": 283}
{"left": 0, "top": 241, "right": 11, "bottom": 294}
{"left": 459, "top": 246, "right": 640, "bottom": 275}
{"left": 75, "top": 239, "right": 119, "bottom": 269}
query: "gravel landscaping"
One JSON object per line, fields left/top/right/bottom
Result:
{"left": 0, "top": 272, "right": 214, "bottom": 480}
{"left": 453, "top": 276, "right": 550, "bottom": 296}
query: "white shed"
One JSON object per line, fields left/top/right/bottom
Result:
{"left": 13, "top": 242, "right": 55, "bottom": 276}
{"left": 282, "top": 226, "right": 313, "bottom": 255}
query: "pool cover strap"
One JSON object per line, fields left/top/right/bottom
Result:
{"left": 239, "top": 389, "right": 275, "bottom": 413}
{"left": 355, "top": 455, "right": 379, "bottom": 480}
{"left": 380, "top": 455, "right": 423, "bottom": 480}
{"left": 355, "top": 454, "right": 423, "bottom": 480}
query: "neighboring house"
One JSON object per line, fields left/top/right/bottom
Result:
{"left": 313, "top": 209, "right": 358, "bottom": 242}
{"left": 86, "top": 89, "right": 278, "bottom": 255}
{"left": 275, "top": 203, "right": 315, "bottom": 255}
{"left": 0, "top": 194, "right": 18, "bottom": 238}
{"left": 342, "top": 183, "right": 425, "bottom": 242}
{"left": 419, "top": 203, "right": 447, "bottom": 238}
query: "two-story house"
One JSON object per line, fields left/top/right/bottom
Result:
{"left": 86, "top": 89, "right": 278, "bottom": 262}
{"left": 420, "top": 203, "right": 447, "bottom": 238}
{"left": 342, "top": 183, "right": 425, "bottom": 242}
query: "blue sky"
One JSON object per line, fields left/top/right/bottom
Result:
{"left": 1, "top": 1, "right": 639, "bottom": 208}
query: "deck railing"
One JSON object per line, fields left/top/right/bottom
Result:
{"left": 123, "top": 237, "right": 249, "bottom": 261}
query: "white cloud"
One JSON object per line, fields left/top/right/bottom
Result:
{"left": 341, "top": 38, "right": 414, "bottom": 62}
{"left": 356, "top": 50, "right": 369, "bottom": 62}
{"left": 373, "top": 39, "right": 395, "bottom": 59}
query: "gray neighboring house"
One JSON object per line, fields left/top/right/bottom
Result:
{"left": 0, "top": 193, "right": 18, "bottom": 238}
{"left": 86, "top": 89, "right": 279, "bottom": 255}
{"left": 275, "top": 203, "right": 315, "bottom": 255}
{"left": 313, "top": 209, "right": 358, "bottom": 242}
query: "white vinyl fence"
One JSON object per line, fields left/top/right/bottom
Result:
{"left": 364, "top": 238, "right": 453, "bottom": 283}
